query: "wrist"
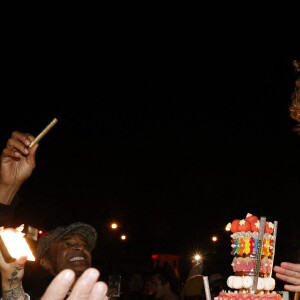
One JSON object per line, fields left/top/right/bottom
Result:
{"left": 0, "top": 182, "right": 22, "bottom": 205}
{"left": 1, "top": 275, "right": 23, "bottom": 291}
{"left": 2, "top": 280, "right": 23, "bottom": 292}
{"left": 1, "top": 283, "right": 27, "bottom": 300}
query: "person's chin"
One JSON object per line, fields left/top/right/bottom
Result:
{"left": 68, "top": 261, "right": 90, "bottom": 276}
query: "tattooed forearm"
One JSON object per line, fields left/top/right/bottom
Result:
{"left": 8, "top": 271, "right": 20, "bottom": 288}
{"left": 2, "top": 284, "right": 25, "bottom": 300}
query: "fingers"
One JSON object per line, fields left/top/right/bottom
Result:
{"left": 273, "top": 263, "right": 300, "bottom": 292}
{"left": 69, "top": 268, "right": 101, "bottom": 300}
{"left": 283, "top": 284, "right": 300, "bottom": 293}
{"left": 280, "top": 262, "right": 300, "bottom": 273}
{"left": 41, "top": 268, "right": 108, "bottom": 300}
{"left": 0, "top": 247, "right": 6, "bottom": 264}
{"left": 274, "top": 265, "right": 300, "bottom": 280}
{"left": 274, "top": 265, "right": 286, "bottom": 275}
{"left": 276, "top": 272, "right": 299, "bottom": 285}
{"left": 25, "top": 143, "right": 38, "bottom": 168}
{"left": 41, "top": 269, "right": 75, "bottom": 300}
{"left": 5, "top": 131, "right": 35, "bottom": 158}
{"left": 90, "top": 282, "right": 109, "bottom": 300}
{"left": 15, "top": 256, "right": 27, "bottom": 267}
{"left": 0, "top": 248, "right": 20, "bottom": 268}
{"left": 11, "top": 131, "right": 35, "bottom": 145}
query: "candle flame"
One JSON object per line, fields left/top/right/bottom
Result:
{"left": 0, "top": 225, "right": 35, "bottom": 261}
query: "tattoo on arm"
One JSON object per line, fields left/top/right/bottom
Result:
{"left": 8, "top": 271, "right": 20, "bottom": 288}
{"left": 2, "top": 285, "right": 25, "bottom": 300}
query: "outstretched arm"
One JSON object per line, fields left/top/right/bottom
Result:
{"left": 0, "top": 131, "right": 38, "bottom": 206}
{"left": 274, "top": 262, "right": 300, "bottom": 292}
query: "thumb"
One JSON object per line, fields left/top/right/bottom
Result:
{"left": 27, "top": 144, "right": 38, "bottom": 167}
{"left": 30, "top": 143, "right": 39, "bottom": 155}
{"left": 15, "top": 255, "right": 27, "bottom": 267}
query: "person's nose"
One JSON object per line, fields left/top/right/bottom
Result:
{"left": 73, "top": 243, "right": 85, "bottom": 250}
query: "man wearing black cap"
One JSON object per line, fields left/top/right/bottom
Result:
{"left": 37, "top": 221, "right": 97, "bottom": 279}
{"left": 0, "top": 220, "right": 100, "bottom": 300}
{"left": 0, "top": 131, "right": 101, "bottom": 299}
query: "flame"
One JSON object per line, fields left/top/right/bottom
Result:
{"left": 0, "top": 225, "right": 35, "bottom": 261}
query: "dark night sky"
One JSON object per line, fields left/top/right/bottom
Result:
{"left": 0, "top": 39, "right": 299, "bottom": 278}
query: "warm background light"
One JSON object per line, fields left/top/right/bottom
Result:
{"left": 194, "top": 254, "right": 201, "bottom": 261}
{"left": 111, "top": 223, "right": 118, "bottom": 229}
{"left": 225, "top": 224, "right": 231, "bottom": 231}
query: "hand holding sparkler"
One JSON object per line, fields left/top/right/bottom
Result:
{"left": 0, "top": 235, "right": 28, "bottom": 298}
{"left": 0, "top": 119, "right": 57, "bottom": 205}
{"left": 0, "top": 225, "right": 35, "bottom": 299}
{"left": 0, "top": 131, "right": 37, "bottom": 205}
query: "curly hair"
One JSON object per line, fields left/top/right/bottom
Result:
{"left": 289, "top": 60, "right": 300, "bottom": 134}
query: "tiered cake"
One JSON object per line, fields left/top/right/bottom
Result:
{"left": 217, "top": 213, "right": 282, "bottom": 300}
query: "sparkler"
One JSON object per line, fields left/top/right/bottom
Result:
{"left": 29, "top": 118, "right": 58, "bottom": 148}
{"left": 0, "top": 225, "right": 35, "bottom": 262}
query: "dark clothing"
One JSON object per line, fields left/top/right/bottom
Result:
{"left": 0, "top": 195, "right": 21, "bottom": 227}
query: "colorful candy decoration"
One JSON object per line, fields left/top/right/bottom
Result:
{"left": 218, "top": 213, "right": 281, "bottom": 300}
{"left": 231, "top": 219, "right": 240, "bottom": 233}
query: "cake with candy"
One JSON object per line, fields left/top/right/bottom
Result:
{"left": 217, "top": 213, "right": 282, "bottom": 300}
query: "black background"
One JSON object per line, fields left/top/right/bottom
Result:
{"left": 0, "top": 27, "right": 299, "bottom": 287}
